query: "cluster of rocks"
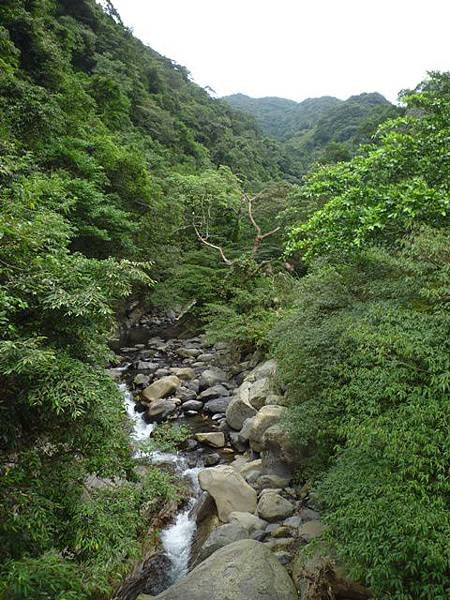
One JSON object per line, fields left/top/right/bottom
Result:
{"left": 115, "top": 334, "right": 326, "bottom": 599}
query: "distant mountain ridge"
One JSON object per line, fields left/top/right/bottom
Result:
{"left": 223, "top": 92, "right": 392, "bottom": 141}
{"left": 223, "top": 91, "right": 401, "bottom": 175}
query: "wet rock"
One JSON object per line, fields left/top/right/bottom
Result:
{"left": 203, "top": 397, "right": 231, "bottom": 415}
{"left": 199, "top": 367, "right": 228, "bottom": 390}
{"left": 141, "top": 375, "right": 180, "bottom": 404}
{"left": 199, "top": 384, "right": 229, "bottom": 401}
{"left": 189, "top": 492, "right": 216, "bottom": 524}
{"left": 195, "top": 432, "right": 225, "bottom": 448}
{"left": 257, "top": 491, "right": 295, "bottom": 522}
{"left": 198, "top": 465, "right": 257, "bottom": 522}
{"left": 225, "top": 382, "right": 257, "bottom": 430}
{"left": 152, "top": 539, "right": 297, "bottom": 600}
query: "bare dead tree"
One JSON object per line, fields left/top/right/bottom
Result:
{"left": 192, "top": 194, "right": 281, "bottom": 266}
{"left": 245, "top": 193, "right": 281, "bottom": 258}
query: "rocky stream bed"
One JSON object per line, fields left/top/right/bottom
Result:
{"left": 107, "top": 323, "right": 327, "bottom": 600}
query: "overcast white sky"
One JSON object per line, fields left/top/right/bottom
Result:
{"left": 112, "top": 0, "right": 450, "bottom": 103}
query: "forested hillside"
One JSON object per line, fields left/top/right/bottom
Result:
{"left": 0, "top": 1, "right": 449, "bottom": 599}
{"left": 225, "top": 91, "right": 401, "bottom": 173}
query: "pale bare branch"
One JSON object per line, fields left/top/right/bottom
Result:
{"left": 192, "top": 220, "right": 233, "bottom": 266}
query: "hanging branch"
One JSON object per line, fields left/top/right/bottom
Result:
{"left": 245, "top": 193, "right": 281, "bottom": 257}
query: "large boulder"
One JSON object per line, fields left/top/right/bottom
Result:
{"left": 238, "top": 458, "right": 263, "bottom": 484}
{"left": 248, "top": 405, "right": 286, "bottom": 452}
{"left": 248, "top": 377, "right": 272, "bottom": 409}
{"left": 245, "top": 359, "right": 277, "bottom": 383}
{"left": 141, "top": 375, "right": 180, "bottom": 404}
{"left": 153, "top": 539, "right": 297, "bottom": 600}
{"left": 198, "top": 521, "right": 249, "bottom": 562}
{"left": 257, "top": 491, "right": 295, "bottom": 522}
{"left": 199, "top": 367, "right": 227, "bottom": 390}
{"left": 261, "top": 423, "right": 296, "bottom": 479}
{"left": 226, "top": 382, "right": 257, "bottom": 430}
{"left": 198, "top": 465, "right": 257, "bottom": 522}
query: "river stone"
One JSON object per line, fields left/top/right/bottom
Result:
{"left": 257, "top": 491, "right": 295, "bottom": 522}
{"left": 248, "top": 377, "right": 272, "bottom": 410}
{"left": 177, "top": 347, "right": 201, "bottom": 359}
{"left": 198, "top": 384, "right": 229, "bottom": 400}
{"left": 182, "top": 400, "right": 203, "bottom": 412}
{"left": 152, "top": 539, "right": 297, "bottom": 600}
{"left": 199, "top": 367, "right": 227, "bottom": 390}
{"left": 141, "top": 375, "right": 180, "bottom": 403}
{"left": 203, "top": 396, "right": 231, "bottom": 415}
{"left": 198, "top": 521, "right": 249, "bottom": 562}
{"left": 198, "top": 465, "right": 257, "bottom": 522}
{"left": 133, "top": 373, "right": 150, "bottom": 387}
{"left": 203, "top": 452, "right": 221, "bottom": 466}
{"left": 195, "top": 432, "right": 225, "bottom": 448}
{"left": 299, "top": 507, "right": 320, "bottom": 522}
{"left": 171, "top": 367, "right": 195, "bottom": 380}
{"left": 147, "top": 399, "right": 177, "bottom": 420}
{"left": 137, "top": 361, "right": 159, "bottom": 371}
{"left": 248, "top": 405, "right": 286, "bottom": 451}
{"left": 229, "top": 511, "right": 267, "bottom": 533}
{"left": 256, "top": 473, "right": 291, "bottom": 490}
{"left": 225, "top": 382, "right": 257, "bottom": 430}
{"left": 178, "top": 387, "right": 197, "bottom": 402}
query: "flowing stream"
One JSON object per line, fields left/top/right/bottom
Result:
{"left": 120, "top": 381, "right": 205, "bottom": 583}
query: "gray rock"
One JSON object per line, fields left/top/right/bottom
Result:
{"left": 299, "top": 507, "right": 320, "bottom": 522}
{"left": 245, "top": 359, "right": 277, "bottom": 383}
{"left": 147, "top": 399, "right": 177, "bottom": 420}
{"left": 198, "top": 521, "right": 249, "bottom": 561}
{"left": 199, "top": 367, "right": 227, "bottom": 390}
{"left": 133, "top": 373, "right": 150, "bottom": 387}
{"left": 248, "top": 377, "right": 272, "bottom": 410}
{"left": 204, "top": 397, "right": 232, "bottom": 415}
{"left": 228, "top": 511, "right": 267, "bottom": 533}
{"left": 203, "top": 453, "right": 221, "bottom": 466}
{"left": 261, "top": 424, "right": 296, "bottom": 480}
{"left": 248, "top": 405, "right": 286, "bottom": 452}
{"left": 153, "top": 539, "right": 297, "bottom": 600}
{"left": 178, "top": 387, "right": 197, "bottom": 402}
{"left": 225, "top": 382, "right": 257, "bottom": 430}
{"left": 142, "top": 375, "right": 180, "bottom": 403}
{"left": 283, "top": 515, "right": 302, "bottom": 529}
{"left": 257, "top": 492, "right": 295, "bottom": 522}
{"left": 182, "top": 400, "right": 203, "bottom": 412}
{"left": 199, "top": 384, "right": 230, "bottom": 400}
{"left": 195, "top": 432, "right": 225, "bottom": 448}
{"left": 137, "top": 361, "right": 158, "bottom": 371}
{"left": 256, "top": 473, "right": 291, "bottom": 490}
{"left": 298, "top": 520, "right": 324, "bottom": 543}
{"left": 198, "top": 465, "right": 257, "bottom": 522}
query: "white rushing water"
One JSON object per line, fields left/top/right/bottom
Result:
{"left": 120, "top": 380, "right": 202, "bottom": 582}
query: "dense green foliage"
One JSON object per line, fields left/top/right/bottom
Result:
{"left": 224, "top": 91, "right": 401, "bottom": 174}
{"left": 1, "top": 0, "right": 449, "bottom": 597}
{"left": 273, "top": 73, "right": 450, "bottom": 599}
{"left": 0, "top": 0, "right": 289, "bottom": 596}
